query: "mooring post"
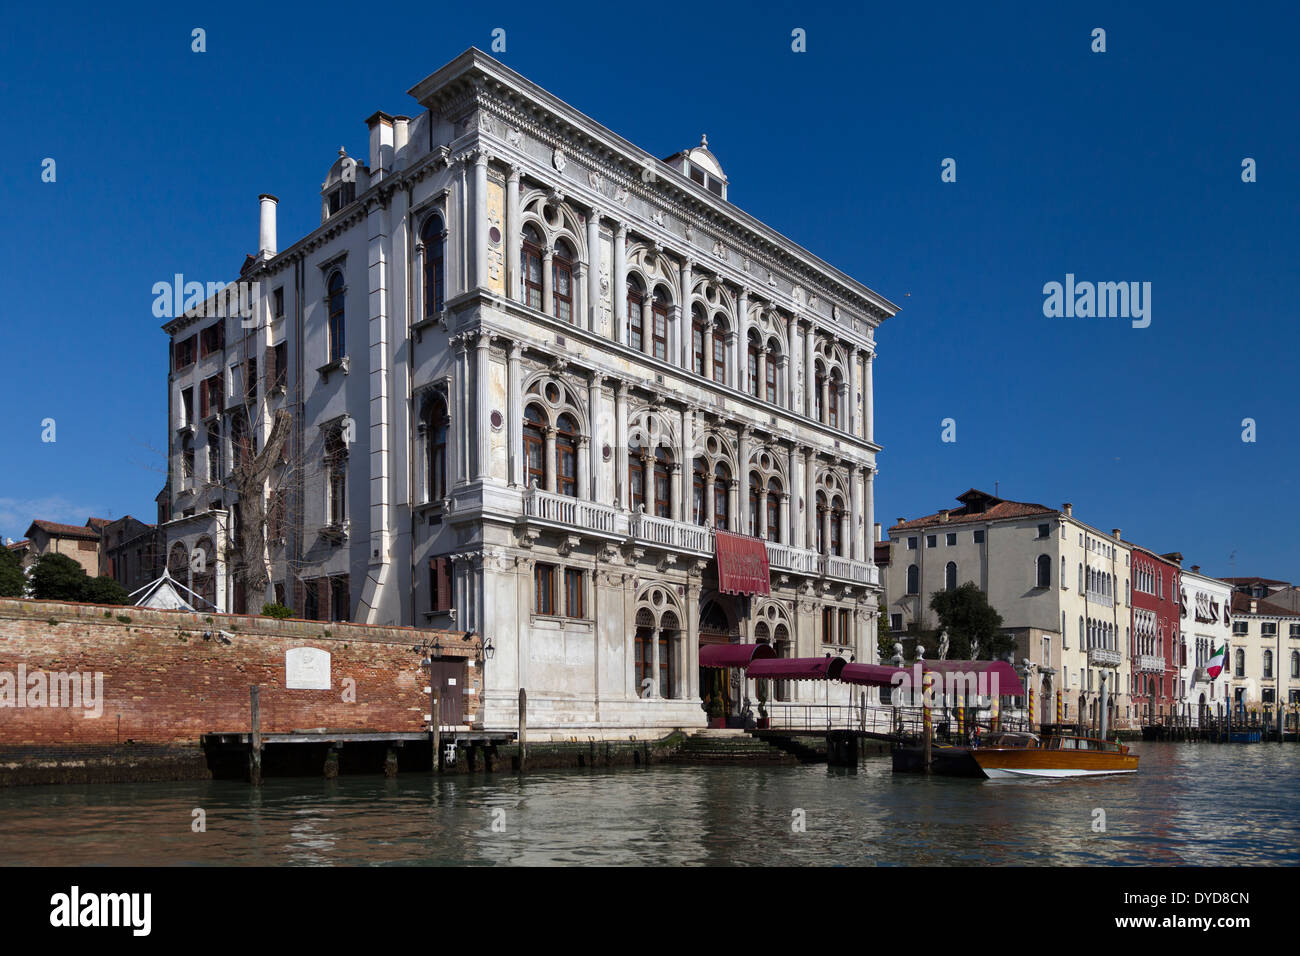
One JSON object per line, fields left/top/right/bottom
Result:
{"left": 922, "top": 672, "right": 934, "bottom": 772}
{"left": 249, "top": 685, "right": 262, "bottom": 786}
{"left": 384, "top": 747, "right": 399, "bottom": 777}
{"left": 518, "top": 687, "right": 528, "bottom": 772}
{"left": 431, "top": 691, "right": 442, "bottom": 774}
{"left": 324, "top": 745, "right": 339, "bottom": 778}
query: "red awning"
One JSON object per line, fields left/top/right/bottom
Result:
{"left": 715, "top": 529, "right": 770, "bottom": 596}
{"left": 840, "top": 662, "right": 907, "bottom": 687}
{"left": 699, "top": 643, "right": 777, "bottom": 669}
{"left": 918, "top": 660, "right": 1026, "bottom": 697}
{"left": 746, "top": 656, "right": 847, "bottom": 682}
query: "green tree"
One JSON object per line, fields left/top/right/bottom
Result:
{"left": 877, "top": 612, "right": 894, "bottom": 663}
{"left": 29, "top": 553, "right": 89, "bottom": 601}
{"left": 928, "top": 582, "right": 1014, "bottom": 660}
{"left": 82, "top": 575, "right": 130, "bottom": 606}
{"left": 0, "top": 547, "right": 25, "bottom": 598}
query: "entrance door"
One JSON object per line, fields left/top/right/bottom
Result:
{"left": 428, "top": 658, "right": 467, "bottom": 727}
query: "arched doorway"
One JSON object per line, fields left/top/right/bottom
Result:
{"left": 698, "top": 595, "right": 741, "bottom": 721}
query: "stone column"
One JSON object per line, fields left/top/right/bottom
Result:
{"left": 804, "top": 322, "right": 816, "bottom": 417}
{"left": 679, "top": 406, "right": 692, "bottom": 521}
{"left": 669, "top": 463, "right": 681, "bottom": 522}
{"left": 651, "top": 627, "right": 661, "bottom": 698}
{"left": 864, "top": 350, "right": 874, "bottom": 443}
{"left": 703, "top": 326, "right": 714, "bottom": 380}
{"left": 679, "top": 258, "right": 693, "bottom": 367}
{"left": 757, "top": 487, "right": 769, "bottom": 539}
{"left": 736, "top": 426, "right": 750, "bottom": 533}
{"left": 615, "top": 383, "right": 629, "bottom": 509}
{"left": 788, "top": 444, "right": 799, "bottom": 545}
{"left": 577, "top": 437, "right": 590, "bottom": 499}
{"left": 587, "top": 372, "right": 601, "bottom": 502}
{"left": 778, "top": 493, "right": 790, "bottom": 545}
{"left": 613, "top": 223, "right": 627, "bottom": 344}
{"left": 454, "top": 336, "right": 470, "bottom": 483}
{"left": 506, "top": 165, "right": 521, "bottom": 301}
{"left": 474, "top": 152, "right": 489, "bottom": 291}
{"left": 413, "top": 241, "right": 425, "bottom": 322}
{"left": 849, "top": 465, "right": 862, "bottom": 560}
{"left": 543, "top": 426, "right": 557, "bottom": 494}
{"left": 737, "top": 289, "right": 750, "bottom": 391}
{"left": 541, "top": 246, "right": 554, "bottom": 317}
{"left": 786, "top": 314, "right": 798, "bottom": 409}
{"left": 864, "top": 467, "right": 875, "bottom": 562}
{"left": 586, "top": 209, "right": 601, "bottom": 332}
{"left": 641, "top": 298, "right": 654, "bottom": 356}
{"left": 757, "top": 348, "right": 768, "bottom": 401}
{"left": 849, "top": 346, "right": 860, "bottom": 437}
{"left": 804, "top": 447, "right": 817, "bottom": 548}
{"left": 508, "top": 341, "right": 522, "bottom": 486}
{"left": 820, "top": 376, "right": 831, "bottom": 427}
{"left": 839, "top": 505, "right": 851, "bottom": 558}
{"left": 474, "top": 332, "right": 490, "bottom": 480}
{"left": 704, "top": 473, "right": 716, "bottom": 526}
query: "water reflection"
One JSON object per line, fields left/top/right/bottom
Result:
{"left": 0, "top": 743, "right": 1295, "bottom": 866}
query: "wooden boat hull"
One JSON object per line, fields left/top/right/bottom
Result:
{"left": 971, "top": 749, "right": 1138, "bottom": 779}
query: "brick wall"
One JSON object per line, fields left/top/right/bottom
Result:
{"left": 0, "top": 598, "right": 482, "bottom": 746}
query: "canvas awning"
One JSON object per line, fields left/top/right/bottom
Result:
{"left": 840, "top": 662, "right": 907, "bottom": 687}
{"left": 715, "top": 529, "right": 770, "bottom": 596}
{"left": 699, "top": 643, "right": 777, "bottom": 669}
{"left": 746, "top": 656, "right": 847, "bottom": 682}
{"left": 917, "top": 660, "right": 1026, "bottom": 697}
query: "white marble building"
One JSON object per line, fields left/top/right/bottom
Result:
{"left": 1176, "top": 565, "right": 1232, "bottom": 722}
{"left": 160, "top": 49, "right": 895, "bottom": 734}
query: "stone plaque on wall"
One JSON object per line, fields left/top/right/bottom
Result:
{"left": 285, "top": 647, "right": 332, "bottom": 690}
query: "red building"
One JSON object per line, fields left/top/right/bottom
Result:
{"left": 1129, "top": 547, "right": 1181, "bottom": 723}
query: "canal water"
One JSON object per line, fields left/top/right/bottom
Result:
{"left": 1, "top": 742, "right": 1296, "bottom": 865}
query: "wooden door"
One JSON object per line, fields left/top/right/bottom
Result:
{"left": 428, "top": 659, "right": 467, "bottom": 727}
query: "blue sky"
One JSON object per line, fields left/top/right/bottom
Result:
{"left": 1, "top": 1, "right": 1296, "bottom": 580}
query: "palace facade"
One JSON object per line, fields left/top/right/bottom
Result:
{"left": 160, "top": 49, "right": 895, "bottom": 734}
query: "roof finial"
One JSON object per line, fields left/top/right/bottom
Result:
{"left": 700, "top": 134, "right": 708, "bottom": 148}
{"left": 338, "top": 147, "right": 347, "bottom": 157}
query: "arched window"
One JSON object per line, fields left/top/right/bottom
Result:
{"left": 906, "top": 563, "right": 920, "bottom": 595}
{"left": 766, "top": 477, "right": 781, "bottom": 542}
{"left": 653, "top": 448, "right": 673, "bottom": 518}
{"left": 712, "top": 318, "right": 727, "bottom": 384}
{"left": 765, "top": 343, "right": 779, "bottom": 403}
{"left": 1291, "top": 651, "right": 1299, "bottom": 679}
{"left": 747, "top": 336, "right": 762, "bottom": 398}
{"left": 553, "top": 239, "right": 574, "bottom": 323}
{"left": 424, "top": 394, "right": 449, "bottom": 501}
{"left": 749, "top": 473, "right": 762, "bottom": 536}
{"left": 1036, "top": 554, "right": 1051, "bottom": 588}
{"left": 713, "top": 462, "right": 730, "bottom": 529}
{"left": 555, "top": 413, "right": 579, "bottom": 497}
{"left": 420, "top": 215, "right": 445, "bottom": 317}
{"left": 1061, "top": 556, "right": 1066, "bottom": 587}
{"left": 523, "top": 404, "right": 546, "bottom": 488}
{"left": 651, "top": 288, "right": 669, "bottom": 361}
{"left": 1263, "top": 649, "right": 1273, "bottom": 679}
{"left": 816, "top": 491, "right": 828, "bottom": 553}
{"left": 1234, "top": 649, "right": 1245, "bottom": 677}
{"left": 325, "top": 424, "right": 348, "bottom": 526}
{"left": 692, "top": 304, "right": 708, "bottom": 376}
{"left": 627, "top": 276, "right": 645, "bottom": 351}
{"left": 945, "top": 561, "right": 958, "bottom": 592}
{"left": 830, "top": 496, "right": 844, "bottom": 556}
{"left": 629, "top": 449, "right": 647, "bottom": 511}
{"left": 522, "top": 224, "right": 544, "bottom": 310}
{"left": 814, "top": 366, "right": 826, "bottom": 423}
{"left": 327, "top": 270, "right": 345, "bottom": 363}
{"left": 1078, "top": 563, "right": 1083, "bottom": 591}
{"left": 693, "top": 457, "right": 707, "bottom": 525}
{"left": 828, "top": 369, "right": 841, "bottom": 428}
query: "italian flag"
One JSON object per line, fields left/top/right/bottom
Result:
{"left": 1206, "top": 644, "right": 1227, "bottom": 680}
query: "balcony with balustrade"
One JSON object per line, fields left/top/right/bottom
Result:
{"left": 1087, "top": 647, "right": 1122, "bottom": 668}
{"left": 520, "top": 486, "right": 628, "bottom": 541}
{"left": 1137, "top": 654, "right": 1165, "bottom": 673}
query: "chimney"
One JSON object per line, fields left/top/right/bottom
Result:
{"left": 393, "top": 115, "right": 410, "bottom": 170}
{"left": 874, "top": 522, "right": 882, "bottom": 543}
{"left": 366, "top": 111, "right": 395, "bottom": 181}
{"left": 1192, "top": 565, "right": 1200, "bottom": 573}
{"left": 896, "top": 517, "right": 905, "bottom": 528}
{"left": 1063, "top": 502, "right": 1073, "bottom": 516}
{"left": 258, "top": 194, "right": 278, "bottom": 258}
{"left": 939, "top": 509, "right": 950, "bottom": 523}
{"left": 1250, "top": 599, "right": 1258, "bottom": 614}
{"left": 1112, "top": 528, "right": 1122, "bottom": 541}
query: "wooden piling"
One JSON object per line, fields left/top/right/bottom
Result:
{"left": 249, "top": 685, "right": 262, "bottom": 786}
{"left": 324, "top": 746, "right": 339, "bottom": 778}
{"left": 431, "top": 691, "right": 442, "bottom": 774}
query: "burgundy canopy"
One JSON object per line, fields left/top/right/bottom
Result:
{"left": 840, "top": 662, "right": 907, "bottom": 687}
{"left": 746, "top": 656, "right": 847, "bottom": 682}
{"left": 699, "top": 643, "right": 776, "bottom": 669}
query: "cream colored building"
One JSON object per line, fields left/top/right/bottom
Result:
{"left": 1227, "top": 591, "right": 1300, "bottom": 714}
{"left": 160, "top": 49, "right": 894, "bottom": 734}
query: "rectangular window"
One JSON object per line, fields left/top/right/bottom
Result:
{"left": 765, "top": 360, "right": 777, "bottom": 404}
{"left": 272, "top": 287, "right": 284, "bottom": 319}
{"left": 180, "top": 387, "right": 194, "bottom": 425}
{"left": 926, "top": 535, "right": 937, "bottom": 548}
{"left": 268, "top": 342, "right": 287, "bottom": 391}
{"left": 1290, "top": 624, "right": 1300, "bottom": 638}
{"left": 535, "top": 563, "right": 556, "bottom": 616}
{"left": 207, "top": 432, "right": 221, "bottom": 481}
{"left": 1262, "top": 622, "right": 1278, "bottom": 637}
{"left": 712, "top": 334, "right": 726, "bottom": 384}
{"left": 200, "top": 323, "right": 224, "bottom": 357}
{"left": 946, "top": 532, "right": 957, "bottom": 546}
{"left": 890, "top": 613, "right": 902, "bottom": 631}
{"left": 430, "top": 556, "right": 453, "bottom": 613}
{"left": 907, "top": 536, "right": 918, "bottom": 550}
{"left": 564, "top": 568, "right": 585, "bottom": 619}
{"left": 553, "top": 259, "right": 573, "bottom": 323}
{"left": 304, "top": 580, "right": 320, "bottom": 621}
{"left": 629, "top": 309, "right": 643, "bottom": 351}
{"left": 200, "top": 374, "right": 223, "bottom": 419}
{"left": 822, "top": 607, "right": 836, "bottom": 644}
{"left": 330, "top": 575, "right": 350, "bottom": 622}
{"left": 525, "top": 249, "right": 543, "bottom": 310}
{"left": 244, "top": 358, "right": 257, "bottom": 402}
{"left": 173, "top": 335, "right": 197, "bottom": 370}
{"left": 973, "top": 530, "right": 985, "bottom": 543}
{"left": 653, "top": 310, "right": 668, "bottom": 361}
{"left": 1037, "top": 524, "right": 1050, "bottom": 538}
{"left": 838, "top": 608, "right": 851, "bottom": 646}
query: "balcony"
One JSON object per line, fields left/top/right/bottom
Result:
{"left": 629, "top": 511, "right": 714, "bottom": 555}
{"left": 824, "top": 554, "right": 879, "bottom": 586}
{"left": 1137, "top": 654, "right": 1165, "bottom": 673}
{"left": 521, "top": 487, "right": 627, "bottom": 538}
{"left": 1088, "top": 647, "right": 1122, "bottom": 668}
{"left": 1086, "top": 590, "right": 1114, "bottom": 608}
{"left": 765, "top": 541, "right": 820, "bottom": 576}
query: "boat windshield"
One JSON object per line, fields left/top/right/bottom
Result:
{"left": 982, "top": 732, "right": 1039, "bottom": 749}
